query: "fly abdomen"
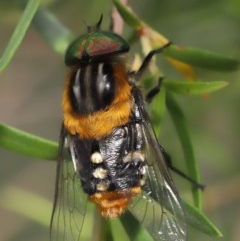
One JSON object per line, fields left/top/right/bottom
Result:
{"left": 70, "top": 122, "right": 147, "bottom": 196}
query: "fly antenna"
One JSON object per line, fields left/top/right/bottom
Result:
{"left": 86, "top": 14, "right": 103, "bottom": 33}
{"left": 96, "top": 14, "right": 103, "bottom": 30}
{"left": 82, "top": 19, "right": 91, "bottom": 33}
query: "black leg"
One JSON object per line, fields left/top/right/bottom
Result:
{"left": 134, "top": 42, "right": 171, "bottom": 81}
{"left": 160, "top": 145, "right": 205, "bottom": 191}
{"left": 145, "top": 77, "right": 164, "bottom": 103}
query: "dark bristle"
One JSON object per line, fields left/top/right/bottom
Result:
{"left": 96, "top": 14, "right": 103, "bottom": 30}
{"left": 86, "top": 14, "right": 103, "bottom": 33}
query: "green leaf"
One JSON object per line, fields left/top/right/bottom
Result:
{"left": 92, "top": 212, "right": 114, "bottom": 241}
{"left": 166, "top": 93, "right": 202, "bottom": 208}
{"left": 183, "top": 199, "right": 223, "bottom": 237}
{"left": 164, "top": 80, "right": 228, "bottom": 96}
{"left": 164, "top": 44, "right": 239, "bottom": 71}
{"left": 32, "top": 7, "right": 74, "bottom": 56}
{"left": 119, "top": 211, "right": 153, "bottom": 241}
{"left": 112, "top": 0, "right": 143, "bottom": 29}
{"left": 0, "top": 0, "right": 41, "bottom": 72}
{"left": 109, "top": 217, "right": 131, "bottom": 241}
{"left": 0, "top": 123, "right": 58, "bottom": 160}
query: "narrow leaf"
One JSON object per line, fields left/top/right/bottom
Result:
{"left": 166, "top": 57, "right": 197, "bottom": 80}
{"left": 112, "top": 0, "right": 169, "bottom": 46}
{"left": 0, "top": 123, "right": 58, "bottom": 160}
{"left": 120, "top": 211, "right": 154, "bottom": 241}
{"left": 164, "top": 80, "right": 228, "bottom": 96}
{"left": 32, "top": 7, "right": 74, "bottom": 56}
{"left": 92, "top": 212, "right": 114, "bottom": 241}
{"left": 0, "top": 0, "right": 41, "bottom": 72}
{"left": 164, "top": 44, "right": 239, "bottom": 71}
{"left": 166, "top": 93, "right": 202, "bottom": 208}
{"left": 183, "top": 199, "right": 223, "bottom": 237}
{"left": 109, "top": 217, "right": 131, "bottom": 241}
{"left": 112, "top": 0, "right": 143, "bottom": 29}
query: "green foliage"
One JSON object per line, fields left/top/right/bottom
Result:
{"left": 32, "top": 7, "right": 74, "bottom": 55}
{"left": 0, "top": 0, "right": 41, "bottom": 72}
{"left": 165, "top": 44, "right": 239, "bottom": 72}
{"left": 163, "top": 80, "right": 228, "bottom": 96}
{"left": 0, "top": 123, "right": 58, "bottom": 160}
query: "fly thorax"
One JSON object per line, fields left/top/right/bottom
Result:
{"left": 69, "top": 62, "right": 115, "bottom": 114}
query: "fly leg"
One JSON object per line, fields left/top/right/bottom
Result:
{"left": 133, "top": 42, "right": 171, "bottom": 81}
{"left": 145, "top": 77, "right": 164, "bottom": 103}
{"left": 130, "top": 42, "right": 171, "bottom": 101}
{"left": 160, "top": 145, "right": 205, "bottom": 190}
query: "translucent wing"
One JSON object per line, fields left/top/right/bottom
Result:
{"left": 128, "top": 87, "right": 187, "bottom": 241}
{"left": 50, "top": 126, "right": 88, "bottom": 241}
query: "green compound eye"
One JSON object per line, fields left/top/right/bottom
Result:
{"left": 65, "top": 30, "right": 129, "bottom": 66}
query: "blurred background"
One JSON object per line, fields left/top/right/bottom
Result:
{"left": 0, "top": 0, "right": 239, "bottom": 240}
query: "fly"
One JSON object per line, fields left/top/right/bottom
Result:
{"left": 50, "top": 16, "right": 188, "bottom": 241}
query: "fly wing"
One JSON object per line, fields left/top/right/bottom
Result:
{"left": 128, "top": 87, "right": 187, "bottom": 241}
{"left": 50, "top": 125, "right": 88, "bottom": 241}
